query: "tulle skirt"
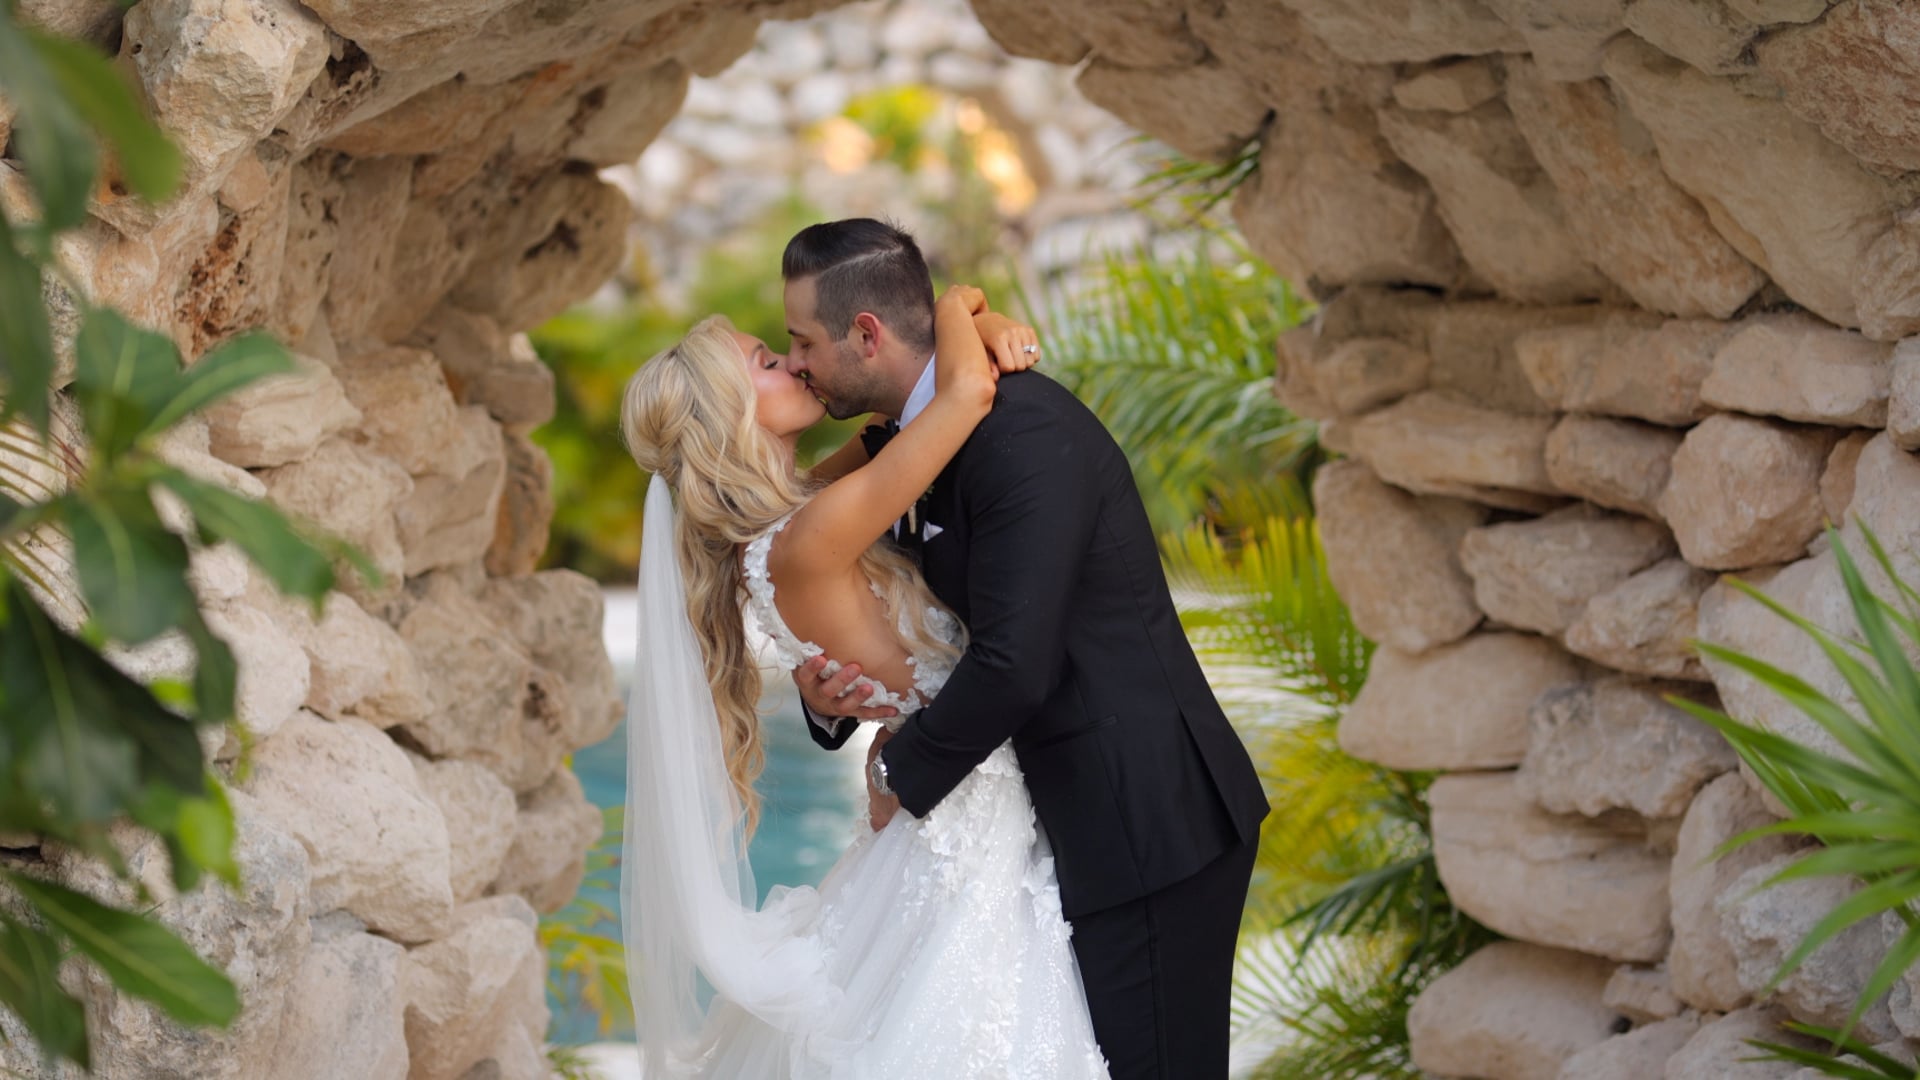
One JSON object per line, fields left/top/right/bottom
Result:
{"left": 696, "top": 746, "right": 1111, "bottom": 1080}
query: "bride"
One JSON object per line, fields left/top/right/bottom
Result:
{"left": 618, "top": 285, "right": 1111, "bottom": 1079}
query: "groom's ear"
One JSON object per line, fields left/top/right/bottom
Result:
{"left": 852, "top": 312, "right": 884, "bottom": 359}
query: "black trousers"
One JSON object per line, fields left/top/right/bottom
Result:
{"left": 1067, "top": 839, "right": 1259, "bottom": 1079}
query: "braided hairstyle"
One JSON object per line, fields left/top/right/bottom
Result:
{"left": 620, "top": 315, "right": 960, "bottom": 834}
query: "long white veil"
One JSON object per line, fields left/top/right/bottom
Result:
{"left": 621, "top": 477, "right": 840, "bottom": 1077}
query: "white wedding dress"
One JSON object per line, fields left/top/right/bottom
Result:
{"left": 686, "top": 515, "right": 1111, "bottom": 1079}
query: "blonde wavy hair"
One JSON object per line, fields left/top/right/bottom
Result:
{"left": 620, "top": 315, "right": 961, "bottom": 834}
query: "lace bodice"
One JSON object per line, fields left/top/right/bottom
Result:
{"left": 743, "top": 513, "right": 963, "bottom": 728}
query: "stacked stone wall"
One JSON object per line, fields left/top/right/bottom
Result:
{"left": 5, "top": 0, "right": 1920, "bottom": 1076}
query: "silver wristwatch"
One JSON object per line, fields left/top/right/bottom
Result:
{"left": 868, "top": 752, "right": 894, "bottom": 796}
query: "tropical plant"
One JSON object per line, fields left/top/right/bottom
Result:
{"left": 541, "top": 804, "right": 630, "bottom": 1039}
{"left": 0, "top": 4, "right": 362, "bottom": 1067}
{"left": 1039, "top": 241, "right": 1317, "bottom": 536}
{"left": 545, "top": 1043, "right": 609, "bottom": 1080}
{"left": 1749, "top": 1020, "right": 1917, "bottom": 1080}
{"left": 1163, "top": 509, "right": 1492, "bottom": 1080}
{"left": 1672, "top": 525, "right": 1920, "bottom": 1067}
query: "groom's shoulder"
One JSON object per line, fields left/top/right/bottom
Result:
{"left": 983, "top": 370, "right": 1101, "bottom": 432}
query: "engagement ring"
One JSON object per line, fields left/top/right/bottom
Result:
{"left": 1022, "top": 345, "right": 1037, "bottom": 354}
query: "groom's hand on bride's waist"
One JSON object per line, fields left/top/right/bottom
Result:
{"left": 867, "top": 727, "right": 901, "bottom": 831}
{"left": 794, "top": 655, "right": 902, "bottom": 724}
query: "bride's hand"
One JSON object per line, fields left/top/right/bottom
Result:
{"left": 932, "top": 290, "right": 998, "bottom": 406}
{"left": 974, "top": 312, "right": 1039, "bottom": 374}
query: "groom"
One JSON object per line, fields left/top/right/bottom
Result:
{"left": 782, "top": 218, "right": 1269, "bottom": 1078}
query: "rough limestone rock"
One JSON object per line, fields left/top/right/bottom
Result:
{"left": 1890, "top": 338, "right": 1920, "bottom": 450}
{"left": 1431, "top": 772, "right": 1672, "bottom": 962}
{"left": 1663, "top": 1008, "right": 1824, "bottom": 1079}
{"left": 406, "top": 308, "right": 557, "bottom": 434}
{"left": 1341, "top": 632, "right": 1580, "bottom": 770}
{"left": 1272, "top": 0, "right": 1524, "bottom": 64}
{"left": 1517, "top": 314, "right": 1727, "bottom": 426}
{"left": 1695, "top": 550, "right": 1857, "bottom": 767}
{"left": 1391, "top": 57, "right": 1502, "bottom": 113}
{"left": 1603, "top": 36, "right": 1901, "bottom": 331}
{"left": 1544, "top": 414, "right": 1683, "bottom": 520}
{"left": 1504, "top": 59, "right": 1764, "bottom": 318}
{"left": 1341, "top": 391, "right": 1562, "bottom": 510}
{"left": 1076, "top": 60, "right": 1267, "bottom": 164}
{"left": 1458, "top": 505, "right": 1674, "bottom": 637}
{"left": 489, "top": 767, "right": 604, "bottom": 914}
{"left": 1671, "top": 774, "right": 1803, "bottom": 1013}
{"left": 297, "top": 591, "right": 423, "bottom": 725}
{"left": 1276, "top": 334, "right": 1432, "bottom": 420}
{"left": 1821, "top": 430, "right": 1876, "bottom": 524}
{"left": 1604, "top": 965, "right": 1685, "bottom": 1023}
{"left": 394, "top": 404, "right": 508, "bottom": 576}
{"left": 412, "top": 757, "right": 518, "bottom": 904}
{"left": 1377, "top": 101, "right": 1614, "bottom": 305}
{"left": 1517, "top": 677, "right": 1736, "bottom": 819}
{"left": 61, "top": 793, "right": 313, "bottom": 1080}
{"left": 332, "top": 346, "right": 464, "bottom": 476}
{"left": 475, "top": 569, "right": 625, "bottom": 750}
{"left": 203, "top": 598, "right": 311, "bottom": 746}
{"left": 400, "top": 895, "right": 549, "bottom": 1080}
{"left": 110, "top": 0, "right": 330, "bottom": 236}
{"left": 258, "top": 437, "right": 413, "bottom": 603}
{"left": 203, "top": 352, "right": 363, "bottom": 468}
{"left": 1232, "top": 101, "right": 1461, "bottom": 296}
{"left": 1313, "top": 461, "right": 1485, "bottom": 654}
{"left": 1558, "top": 1014, "right": 1702, "bottom": 1080}
{"left": 1565, "top": 557, "right": 1715, "bottom": 681}
{"left": 1658, "top": 414, "right": 1840, "bottom": 570}
{"left": 1755, "top": 0, "right": 1920, "bottom": 176}
{"left": 394, "top": 574, "right": 568, "bottom": 793}
{"left": 1856, "top": 204, "right": 1920, "bottom": 342}
{"left": 1408, "top": 941, "right": 1621, "bottom": 1080}
{"left": 1479, "top": 0, "right": 1630, "bottom": 81}
{"left": 246, "top": 712, "right": 454, "bottom": 944}
{"left": 1425, "top": 300, "right": 1600, "bottom": 416}
{"left": 1890, "top": 911, "right": 1920, "bottom": 1040}
{"left": 266, "top": 915, "right": 409, "bottom": 1080}
{"left": 486, "top": 430, "right": 556, "bottom": 578}
{"left": 1622, "top": 0, "right": 1759, "bottom": 75}
{"left": 1700, "top": 313, "right": 1894, "bottom": 427}
{"left": 1721, "top": 854, "right": 1900, "bottom": 1042}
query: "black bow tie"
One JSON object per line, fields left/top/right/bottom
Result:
{"left": 860, "top": 418, "right": 899, "bottom": 458}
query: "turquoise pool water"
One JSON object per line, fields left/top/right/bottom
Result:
{"left": 549, "top": 669, "right": 870, "bottom": 1045}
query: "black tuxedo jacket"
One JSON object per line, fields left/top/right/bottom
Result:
{"left": 810, "top": 371, "right": 1269, "bottom": 919}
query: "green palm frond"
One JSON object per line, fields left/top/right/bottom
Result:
{"left": 1676, "top": 525, "right": 1920, "bottom": 1044}
{"left": 1746, "top": 1020, "right": 1918, "bottom": 1079}
{"left": 1042, "top": 242, "right": 1316, "bottom": 535}
{"left": 1232, "top": 929, "right": 1440, "bottom": 1080}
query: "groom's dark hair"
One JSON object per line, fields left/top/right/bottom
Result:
{"left": 782, "top": 219, "right": 936, "bottom": 351}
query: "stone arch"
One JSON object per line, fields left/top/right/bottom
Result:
{"left": 6, "top": 0, "right": 1920, "bottom": 1076}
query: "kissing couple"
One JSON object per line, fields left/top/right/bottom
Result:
{"left": 618, "top": 218, "right": 1269, "bottom": 1078}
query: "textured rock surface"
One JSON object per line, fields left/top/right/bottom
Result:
{"left": 1701, "top": 313, "right": 1893, "bottom": 427}
{"left": 1544, "top": 414, "right": 1682, "bottom": 520}
{"left": 1662, "top": 1008, "right": 1824, "bottom": 1079}
{"left": 1517, "top": 314, "right": 1726, "bottom": 426}
{"left": 1670, "top": 774, "right": 1803, "bottom": 1012}
{"left": 1565, "top": 557, "right": 1714, "bottom": 681}
{"left": 246, "top": 713, "right": 453, "bottom": 944}
{"left": 1517, "top": 677, "right": 1736, "bottom": 820}
{"left": 1432, "top": 773, "right": 1673, "bottom": 962}
{"left": 1342, "top": 632, "right": 1581, "bottom": 770}
{"left": 1313, "top": 461, "right": 1484, "bottom": 653}
{"left": 1722, "top": 854, "right": 1900, "bottom": 1042}
{"left": 1341, "top": 391, "right": 1562, "bottom": 510}
{"left": 1505, "top": 59, "right": 1763, "bottom": 318}
{"left": 1458, "top": 505, "right": 1674, "bottom": 636}
{"left": 1658, "top": 415, "right": 1839, "bottom": 570}
{"left": 1558, "top": 1014, "right": 1701, "bottom": 1080}
{"left": 1408, "top": 941, "right": 1621, "bottom": 1080}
